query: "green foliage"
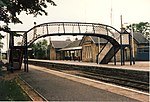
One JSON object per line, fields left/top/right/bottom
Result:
{"left": 30, "top": 39, "right": 49, "bottom": 59}
{"left": 0, "top": 33, "right": 4, "bottom": 39}
{"left": 126, "top": 22, "right": 150, "bottom": 39}
{"left": 12, "top": 31, "right": 22, "bottom": 37}
{"left": 0, "top": 42, "right": 3, "bottom": 48}
{"left": 0, "top": 0, "right": 56, "bottom": 24}
{"left": 0, "top": 79, "right": 30, "bottom": 101}
{"left": 0, "top": 0, "right": 56, "bottom": 33}
{"left": 126, "top": 22, "right": 150, "bottom": 33}
{"left": 0, "top": 0, "right": 56, "bottom": 48}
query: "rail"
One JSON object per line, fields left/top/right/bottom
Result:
{"left": 17, "top": 76, "right": 48, "bottom": 101}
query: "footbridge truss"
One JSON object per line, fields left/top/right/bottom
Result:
{"left": 9, "top": 22, "right": 133, "bottom": 72}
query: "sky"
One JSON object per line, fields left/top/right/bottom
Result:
{"left": 1, "top": 0, "right": 150, "bottom": 52}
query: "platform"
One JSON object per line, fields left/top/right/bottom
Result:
{"left": 20, "top": 65, "right": 149, "bottom": 101}
{"left": 29, "top": 59, "right": 149, "bottom": 72}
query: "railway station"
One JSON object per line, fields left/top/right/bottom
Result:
{"left": 0, "top": 0, "right": 149, "bottom": 101}
{"left": 0, "top": 21, "right": 149, "bottom": 101}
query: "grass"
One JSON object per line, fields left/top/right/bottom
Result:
{"left": 0, "top": 65, "right": 2, "bottom": 76}
{"left": 0, "top": 66, "right": 31, "bottom": 101}
{"left": 0, "top": 79, "right": 31, "bottom": 101}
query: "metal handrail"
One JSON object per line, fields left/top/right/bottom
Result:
{"left": 21, "top": 22, "right": 122, "bottom": 46}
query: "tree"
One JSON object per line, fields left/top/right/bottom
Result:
{"left": 0, "top": 0, "right": 56, "bottom": 50}
{"left": 0, "top": 0, "right": 56, "bottom": 32}
{"left": 126, "top": 22, "right": 150, "bottom": 40}
{"left": 0, "top": 42, "right": 3, "bottom": 48}
{"left": 30, "top": 39, "right": 48, "bottom": 59}
{"left": 0, "top": 35, "right": 4, "bottom": 52}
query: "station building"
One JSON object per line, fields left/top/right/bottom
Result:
{"left": 48, "top": 32, "right": 149, "bottom": 63}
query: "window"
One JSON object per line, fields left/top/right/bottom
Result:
{"left": 137, "top": 47, "right": 149, "bottom": 53}
{"left": 143, "top": 49, "right": 149, "bottom": 53}
{"left": 85, "top": 46, "right": 92, "bottom": 58}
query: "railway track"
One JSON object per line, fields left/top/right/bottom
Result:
{"left": 74, "top": 71, "right": 149, "bottom": 92}
{"left": 16, "top": 76, "right": 48, "bottom": 101}
{"left": 48, "top": 67, "right": 149, "bottom": 93}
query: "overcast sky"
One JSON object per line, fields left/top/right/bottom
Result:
{"left": 1, "top": 0, "right": 150, "bottom": 52}
{"left": 9, "top": 0, "right": 150, "bottom": 30}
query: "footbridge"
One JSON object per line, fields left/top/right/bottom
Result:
{"left": 8, "top": 22, "right": 133, "bottom": 72}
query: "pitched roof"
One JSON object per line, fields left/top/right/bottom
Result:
{"left": 65, "top": 40, "right": 81, "bottom": 48}
{"left": 60, "top": 40, "right": 82, "bottom": 51}
{"left": 90, "top": 36, "right": 107, "bottom": 44}
{"left": 79, "top": 36, "right": 108, "bottom": 46}
{"left": 51, "top": 41, "right": 71, "bottom": 48}
{"left": 133, "top": 32, "right": 149, "bottom": 45}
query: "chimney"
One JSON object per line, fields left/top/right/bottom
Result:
{"left": 66, "top": 37, "right": 71, "bottom": 41}
{"left": 75, "top": 37, "right": 78, "bottom": 41}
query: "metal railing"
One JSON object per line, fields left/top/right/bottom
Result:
{"left": 21, "top": 22, "right": 121, "bottom": 46}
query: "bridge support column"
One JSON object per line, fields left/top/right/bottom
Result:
{"left": 24, "top": 50, "right": 26, "bottom": 72}
{"left": 120, "top": 47, "right": 123, "bottom": 65}
{"left": 69, "top": 51, "right": 71, "bottom": 60}
{"left": 129, "top": 34, "right": 132, "bottom": 65}
{"left": 122, "top": 47, "right": 125, "bottom": 65}
{"left": 9, "top": 32, "right": 14, "bottom": 72}
{"left": 24, "top": 47, "right": 28, "bottom": 72}
{"left": 113, "top": 47, "right": 116, "bottom": 65}
{"left": 129, "top": 46, "right": 132, "bottom": 65}
{"left": 24, "top": 33, "right": 28, "bottom": 72}
{"left": 120, "top": 33, "right": 123, "bottom": 66}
